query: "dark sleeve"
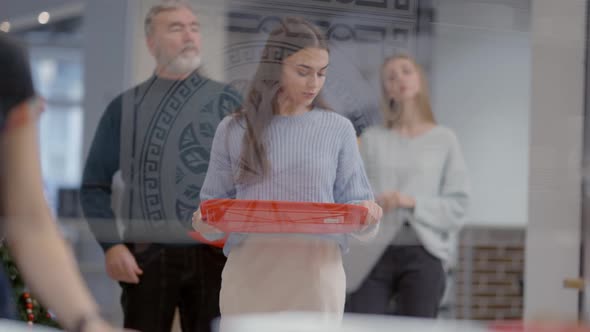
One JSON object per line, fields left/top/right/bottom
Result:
{"left": 0, "top": 34, "right": 35, "bottom": 131}
{"left": 220, "top": 84, "right": 244, "bottom": 117}
{"left": 80, "top": 96, "right": 122, "bottom": 252}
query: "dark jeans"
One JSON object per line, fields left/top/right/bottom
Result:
{"left": 345, "top": 245, "right": 446, "bottom": 318}
{"left": 120, "top": 244, "right": 226, "bottom": 332}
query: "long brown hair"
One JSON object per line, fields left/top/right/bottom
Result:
{"left": 235, "top": 17, "right": 330, "bottom": 184}
{"left": 380, "top": 54, "right": 435, "bottom": 129}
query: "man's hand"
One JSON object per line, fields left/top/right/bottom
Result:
{"left": 104, "top": 244, "right": 143, "bottom": 284}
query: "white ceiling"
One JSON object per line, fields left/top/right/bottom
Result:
{"left": 1, "top": 0, "right": 82, "bottom": 26}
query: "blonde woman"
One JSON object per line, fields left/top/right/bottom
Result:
{"left": 346, "top": 55, "right": 470, "bottom": 317}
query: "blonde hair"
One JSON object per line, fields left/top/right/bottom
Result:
{"left": 380, "top": 54, "right": 435, "bottom": 128}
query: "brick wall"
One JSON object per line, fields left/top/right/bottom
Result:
{"left": 454, "top": 227, "right": 525, "bottom": 320}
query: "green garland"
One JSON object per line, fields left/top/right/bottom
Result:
{"left": 0, "top": 244, "right": 60, "bottom": 328}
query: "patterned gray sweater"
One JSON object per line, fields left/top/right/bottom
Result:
{"left": 81, "top": 72, "right": 242, "bottom": 250}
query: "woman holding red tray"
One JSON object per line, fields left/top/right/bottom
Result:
{"left": 192, "top": 17, "right": 382, "bottom": 320}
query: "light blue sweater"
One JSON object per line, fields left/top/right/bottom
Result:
{"left": 200, "top": 109, "right": 375, "bottom": 256}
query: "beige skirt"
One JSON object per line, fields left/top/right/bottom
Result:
{"left": 219, "top": 235, "right": 346, "bottom": 320}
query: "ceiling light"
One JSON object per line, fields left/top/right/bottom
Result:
{"left": 38, "top": 12, "right": 50, "bottom": 24}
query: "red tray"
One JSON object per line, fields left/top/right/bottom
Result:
{"left": 199, "top": 199, "right": 368, "bottom": 234}
{"left": 489, "top": 321, "right": 590, "bottom": 331}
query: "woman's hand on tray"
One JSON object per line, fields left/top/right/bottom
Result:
{"left": 192, "top": 209, "right": 224, "bottom": 235}
{"left": 359, "top": 200, "right": 382, "bottom": 226}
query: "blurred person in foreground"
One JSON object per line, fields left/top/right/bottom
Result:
{"left": 0, "top": 33, "right": 129, "bottom": 332}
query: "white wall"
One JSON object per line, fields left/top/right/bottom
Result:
{"left": 82, "top": 0, "right": 137, "bottom": 160}
{"left": 431, "top": 0, "right": 531, "bottom": 227}
{"left": 524, "top": 0, "right": 587, "bottom": 321}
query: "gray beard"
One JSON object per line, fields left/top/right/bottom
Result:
{"left": 166, "top": 55, "right": 201, "bottom": 76}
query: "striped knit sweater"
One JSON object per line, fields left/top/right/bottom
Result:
{"left": 200, "top": 109, "right": 376, "bottom": 256}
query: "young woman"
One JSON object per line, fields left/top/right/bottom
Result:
{"left": 346, "top": 54, "right": 470, "bottom": 317}
{"left": 192, "top": 17, "right": 381, "bottom": 319}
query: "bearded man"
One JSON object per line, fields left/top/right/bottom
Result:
{"left": 80, "top": 1, "right": 241, "bottom": 331}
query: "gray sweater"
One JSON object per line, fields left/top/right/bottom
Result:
{"left": 359, "top": 125, "right": 470, "bottom": 263}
